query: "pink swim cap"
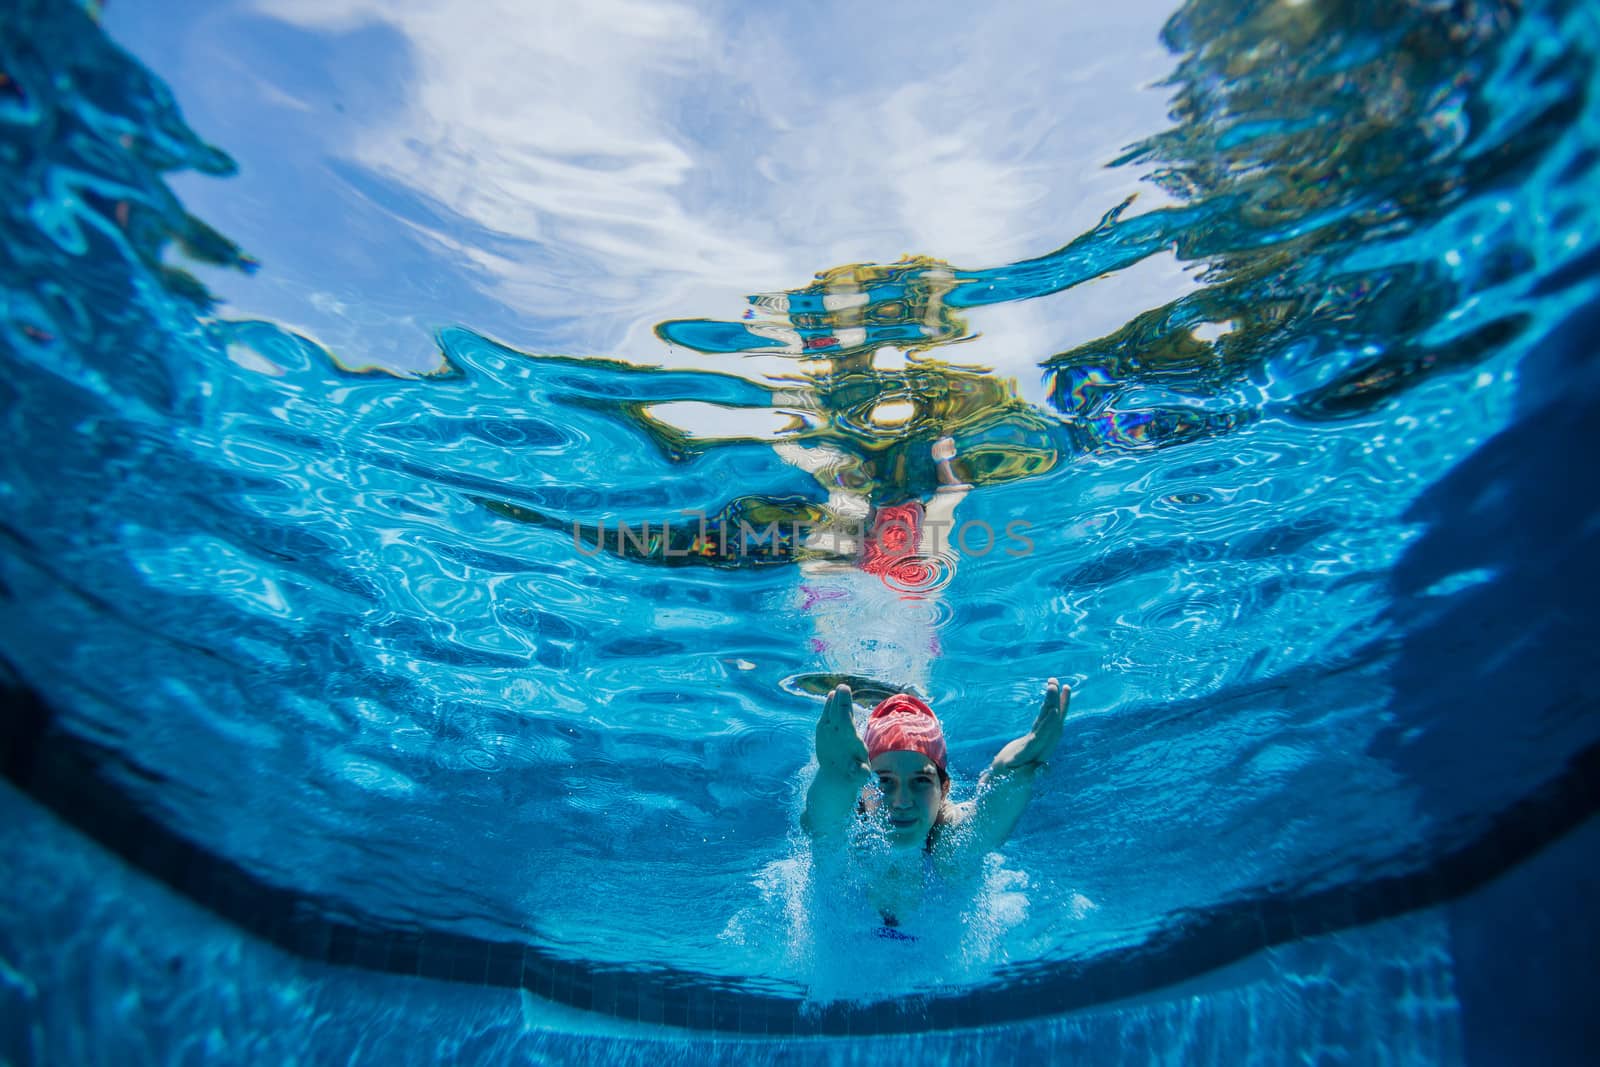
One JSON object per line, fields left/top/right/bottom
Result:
{"left": 860, "top": 502, "right": 936, "bottom": 588}
{"left": 864, "top": 694, "right": 947, "bottom": 771}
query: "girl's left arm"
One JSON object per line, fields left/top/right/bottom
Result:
{"left": 965, "top": 678, "right": 1070, "bottom": 853}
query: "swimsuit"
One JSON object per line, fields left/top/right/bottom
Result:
{"left": 871, "top": 834, "right": 939, "bottom": 940}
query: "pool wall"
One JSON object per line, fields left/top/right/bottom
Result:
{"left": 1, "top": 771, "right": 1593, "bottom": 1065}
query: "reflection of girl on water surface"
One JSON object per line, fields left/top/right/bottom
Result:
{"left": 480, "top": 358, "right": 1047, "bottom": 571}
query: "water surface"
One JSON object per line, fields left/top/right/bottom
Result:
{"left": 2, "top": 0, "right": 1597, "bottom": 1009}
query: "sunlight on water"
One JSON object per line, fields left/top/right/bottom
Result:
{"left": 1, "top": 0, "right": 1597, "bottom": 1011}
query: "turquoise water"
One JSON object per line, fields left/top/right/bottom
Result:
{"left": 2, "top": 0, "right": 1599, "bottom": 1055}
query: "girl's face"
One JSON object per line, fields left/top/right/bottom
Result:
{"left": 861, "top": 750, "right": 949, "bottom": 847}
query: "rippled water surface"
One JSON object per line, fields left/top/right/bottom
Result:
{"left": 2, "top": 0, "right": 1598, "bottom": 1006}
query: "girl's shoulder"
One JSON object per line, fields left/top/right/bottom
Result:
{"left": 927, "top": 800, "right": 978, "bottom": 869}
{"left": 939, "top": 799, "right": 974, "bottom": 831}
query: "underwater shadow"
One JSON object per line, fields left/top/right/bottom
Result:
{"left": 1372, "top": 295, "right": 1600, "bottom": 840}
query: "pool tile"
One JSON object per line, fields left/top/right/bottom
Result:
{"left": 636, "top": 987, "right": 665, "bottom": 1026}
{"left": 415, "top": 934, "right": 458, "bottom": 981}
{"left": 685, "top": 990, "right": 714, "bottom": 1030}
{"left": 351, "top": 929, "right": 389, "bottom": 971}
{"left": 326, "top": 924, "right": 359, "bottom": 967}
{"left": 711, "top": 994, "right": 740, "bottom": 1031}
{"left": 611, "top": 978, "right": 639, "bottom": 1021}
{"left": 484, "top": 942, "right": 523, "bottom": 987}
{"left": 444, "top": 938, "right": 488, "bottom": 984}
{"left": 528, "top": 957, "right": 553, "bottom": 999}
{"left": 1258, "top": 897, "right": 1295, "bottom": 944}
{"left": 767, "top": 1004, "right": 791, "bottom": 1035}
{"left": 588, "top": 969, "right": 617, "bottom": 1017}
{"left": 661, "top": 992, "right": 688, "bottom": 1029}
{"left": 283, "top": 918, "right": 330, "bottom": 962}
{"left": 550, "top": 960, "right": 577, "bottom": 1007}
{"left": 387, "top": 934, "right": 421, "bottom": 976}
{"left": 567, "top": 969, "right": 594, "bottom": 1011}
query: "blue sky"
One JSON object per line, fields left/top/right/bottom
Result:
{"left": 106, "top": 0, "right": 1192, "bottom": 395}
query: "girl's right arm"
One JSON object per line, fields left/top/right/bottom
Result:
{"left": 801, "top": 684, "right": 870, "bottom": 839}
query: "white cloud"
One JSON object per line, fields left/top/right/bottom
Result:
{"left": 247, "top": 0, "right": 1183, "bottom": 378}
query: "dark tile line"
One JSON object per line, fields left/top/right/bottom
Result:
{"left": 2, "top": 674, "right": 1596, "bottom": 1035}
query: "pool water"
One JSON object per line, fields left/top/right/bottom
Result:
{"left": 2, "top": 0, "right": 1598, "bottom": 1060}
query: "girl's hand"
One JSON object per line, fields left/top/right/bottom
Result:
{"left": 1010, "top": 677, "right": 1069, "bottom": 767}
{"left": 957, "top": 678, "right": 1072, "bottom": 855}
{"left": 816, "top": 684, "right": 869, "bottom": 777}
{"left": 990, "top": 678, "right": 1069, "bottom": 775}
